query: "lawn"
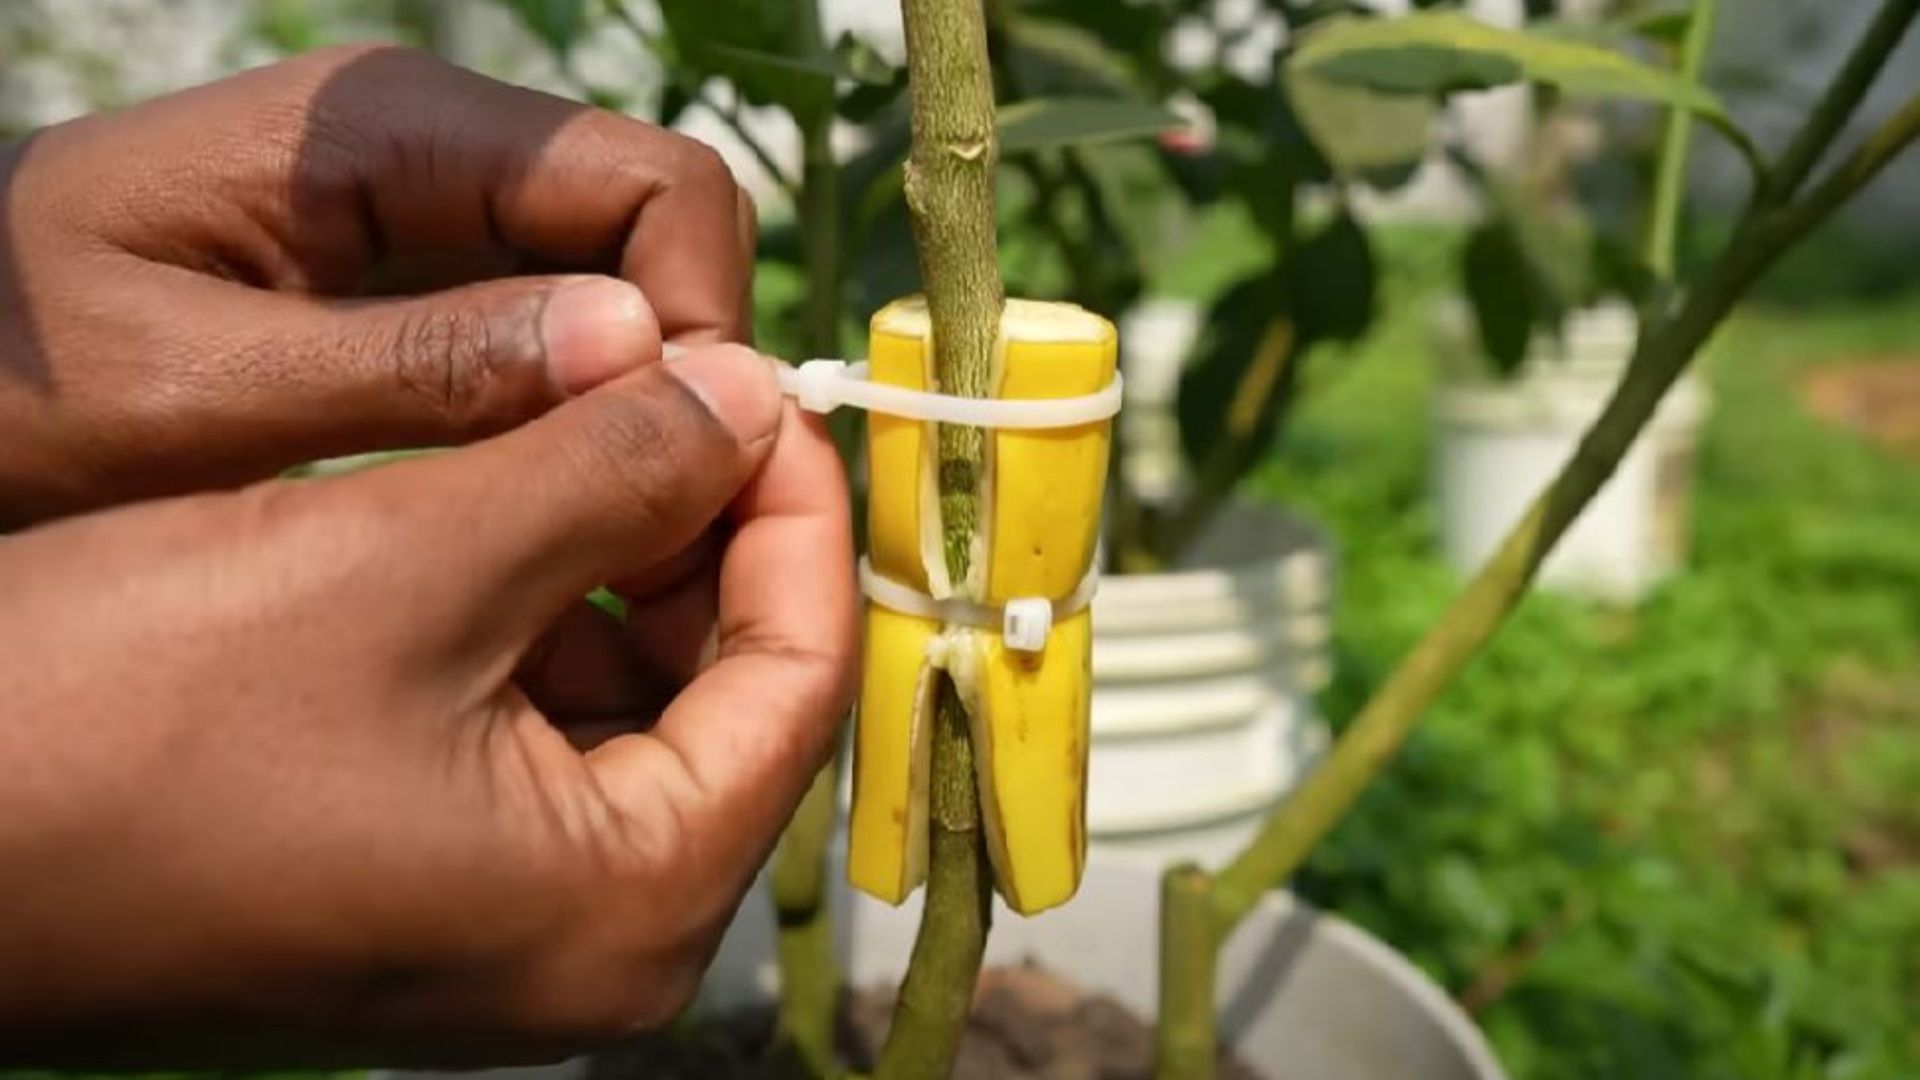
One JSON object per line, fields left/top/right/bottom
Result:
{"left": 1261, "top": 257, "right": 1920, "bottom": 1079}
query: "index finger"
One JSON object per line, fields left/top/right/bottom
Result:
{"left": 287, "top": 46, "right": 752, "bottom": 344}
{"left": 585, "top": 403, "right": 857, "bottom": 878}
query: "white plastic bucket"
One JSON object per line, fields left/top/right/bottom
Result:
{"left": 722, "top": 856, "right": 1509, "bottom": 1080}
{"left": 1117, "top": 298, "right": 1204, "bottom": 503}
{"left": 1433, "top": 302, "right": 1706, "bottom": 602}
{"left": 381, "top": 856, "right": 1507, "bottom": 1080}
{"left": 1086, "top": 502, "right": 1334, "bottom": 869}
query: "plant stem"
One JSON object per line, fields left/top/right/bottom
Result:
{"left": 875, "top": 681, "right": 995, "bottom": 1078}
{"left": 1209, "top": 259, "right": 1732, "bottom": 926}
{"left": 1644, "top": 0, "right": 1718, "bottom": 280}
{"left": 1767, "top": 92, "right": 1920, "bottom": 244}
{"left": 762, "top": 3, "right": 848, "bottom": 1070}
{"left": 799, "top": 121, "right": 843, "bottom": 359}
{"left": 1154, "top": 864, "right": 1219, "bottom": 1080}
{"left": 772, "top": 763, "right": 841, "bottom": 1077}
{"left": 875, "top": 1, "right": 1003, "bottom": 1076}
{"left": 1152, "top": 4, "right": 1920, "bottom": 1069}
{"left": 1761, "top": 0, "right": 1920, "bottom": 206}
{"left": 898, "top": 0, "right": 1004, "bottom": 583}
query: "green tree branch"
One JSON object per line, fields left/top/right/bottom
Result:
{"left": 1211, "top": 55, "right": 1920, "bottom": 939}
{"left": 772, "top": 764, "right": 842, "bottom": 1076}
{"left": 1762, "top": 0, "right": 1920, "bottom": 206}
{"left": 1153, "top": 3, "right": 1920, "bottom": 1074}
{"left": 755, "top": 0, "right": 848, "bottom": 1067}
{"left": 1154, "top": 864, "right": 1220, "bottom": 1080}
{"left": 1645, "top": 0, "right": 1719, "bottom": 279}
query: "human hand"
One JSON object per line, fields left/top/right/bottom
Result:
{"left": 0, "top": 346, "right": 857, "bottom": 1066}
{"left": 0, "top": 44, "right": 753, "bottom": 525}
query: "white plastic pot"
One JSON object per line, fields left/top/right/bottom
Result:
{"left": 1432, "top": 302, "right": 1706, "bottom": 602}
{"left": 732, "top": 856, "right": 1507, "bottom": 1080}
{"left": 1086, "top": 502, "right": 1334, "bottom": 869}
{"left": 1117, "top": 298, "right": 1203, "bottom": 503}
{"left": 382, "top": 856, "right": 1506, "bottom": 1080}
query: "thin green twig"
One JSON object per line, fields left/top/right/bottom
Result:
{"left": 1761, "top": 0, "right": 1920, "bottom": 206}
{"left": 1208, "top": 15, "right": 1920, "bottom": 938}
{"left": 1645, "top": 0, "right": 1719, "bottom": 280}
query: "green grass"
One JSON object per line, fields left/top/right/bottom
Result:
{"left": 1260, "top": 279, "right": 1920, "bottom": 1079}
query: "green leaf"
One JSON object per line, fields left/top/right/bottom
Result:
{"left": 1628, "top": 8, "right": 1694, "bottom": 48}
{"left": 1452, "top": 162, "right": 1604, "bottom": 378}
{"left": 1173, "top": 213, "right": 1377, "bottom": 468}
{"left": 257, "top": 0, "right": 325, "bottom": 54}
{"left": 1176, "top": 274, "right": 1288, "bottom": 468}
{"left": 655, "top": 0, "right": 834, "bottom": 120}
{"left": 1284, "top": 68, "right": 1434, "bottom": 189}
{"left": 495, "top": 0, "right": 589, "bottom": 55}
{"left": 1291, "top": 11, "right": 1729, "bottom": 122}
{"left": 708, "top": 34, "right": 893, "bottom": 88}
{"left": 1287, "top": 212, "right": 1378, "bottom": 345}
{"left": 587, "top": 587, "right": 628, "bottom": 621}
{"left": 1462, "top": 222, "right": 1538, "bottom": 375}
{"left": 832, "top": 31, "right": 897, "bottom": 86}
{"left": 837, "top": 67, "right": 908, "bottom": 123}
{"left": 1292, "top": 0, "right": 1385, "bottom": 29}
{"left": 1025, "top": 0, "right": 1177, "bottom": 74}
{"left": 1205, "top": 74, "right": 1331, "bottom": 189}
{"left": 1004, "top": 16, "right": 1140, "bottom": 95}
{"left": 996, "top": 97, "right": 1185, "bottom": 154}
{"left": 584, "top": 85, "right": 629, "bottom": 112}
{"left": 657, "top": 81, "right": 693, "bottom": 127}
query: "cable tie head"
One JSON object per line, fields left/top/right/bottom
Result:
{"left": 1001, "top": 597, "right": 1054, "bottom": 653}
{"left": 790, "top": 359, "right": 849, "bottom": 415}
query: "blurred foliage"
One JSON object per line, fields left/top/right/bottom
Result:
{"left": 470, "top": 0, "right": 1736, "bottom": 567}
{"left": 1261, "top": 244, "right": 1920, "bottom": 1080}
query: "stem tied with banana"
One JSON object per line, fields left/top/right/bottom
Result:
{"left": 853, "top": 1, "right": 1121, "bottom": 1075}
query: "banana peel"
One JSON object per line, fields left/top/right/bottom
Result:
{"left": 847, "top": 296, "right": 1116, "bottom": 916}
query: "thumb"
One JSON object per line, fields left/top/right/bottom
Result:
{"left": 368, "top": 343, "right": 786, "bottom": 641}
{"left": 309, "top": 273, "right": 663, "bottom": 439}
{"left": 148, "top": 271, "right": 663, "bottom": 471}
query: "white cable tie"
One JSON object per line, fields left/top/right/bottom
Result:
{"left": 781, "top": 360, "right": 1123, "bottom": 429}
{"left": 858, "top": 556, "right": 1100, "bottom": 654}
{"left": 661, "top": 343, "right": 1122, "bottom": 430}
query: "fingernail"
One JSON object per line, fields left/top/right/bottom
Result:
{"left": 667, "top": 345, "right": 783, "bottom": 445}
{"left": 541, "top": 277, "right": 659, "bottom": 394}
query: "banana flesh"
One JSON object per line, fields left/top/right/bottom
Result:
{"left": 847, "top": 297, "right": 1115, "bottom": 916}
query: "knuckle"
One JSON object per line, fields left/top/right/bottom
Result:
{"left": 663, "top": 134, "right": 738, "bottom": 194}
{"left": 310, "top": 42, "right": 448, "bottom": 85}
{"left": 390, "top": 304, "right": 498, "bottom": 433}
{"left": 276, "top": 44, "right": 446, "bottom": 109}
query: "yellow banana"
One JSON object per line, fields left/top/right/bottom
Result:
{"left": 847, "top": 296, "right": 1115, "bottom": 916}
